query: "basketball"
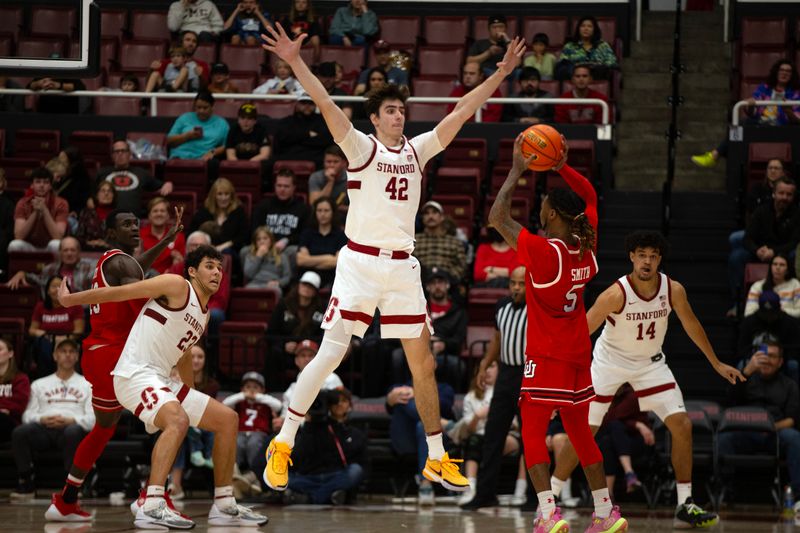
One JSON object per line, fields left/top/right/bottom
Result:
{"left": 520, "top": 125, "right": 565, "bottom": 171}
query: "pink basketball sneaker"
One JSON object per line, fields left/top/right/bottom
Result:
{"left": 533, "top": 506, "right": 569, "bottom": 533}
{"left": 584, "top": 506, "right": 628, "bottom": 533}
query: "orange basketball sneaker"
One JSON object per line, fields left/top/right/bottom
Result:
{"left": 263, "top": 438, "right": 293, "bottom": 491}
{"left": 422, "top": 452, "right": 469, "bottom": 491}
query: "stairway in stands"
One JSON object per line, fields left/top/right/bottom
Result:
{"left": 615, "top": 7, "right": 731, "bottom": 191}
{"left": 591, "top": 189, "right": 738, "bottom": 400}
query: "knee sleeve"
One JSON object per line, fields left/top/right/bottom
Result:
{"left": 520, "top": 402, "right": 555, "bottom": 469}
{"left": 560, "top": 403, "right": 602, "bottom": 467}
{"left": 72, "top": 424, "right": 116, "bottom": 472}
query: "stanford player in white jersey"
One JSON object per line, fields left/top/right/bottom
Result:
{"left": 552, "top": 231, "right": 743, "bottom": 529}
{"left": 59, "top": 246, "right": 267, "bottom": 529}
{"left": 260, "top": 22, "right": 525, "bottom": 493}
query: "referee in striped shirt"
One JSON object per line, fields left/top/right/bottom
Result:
{"left": 461, "top": 265, "right": 528, "bottom": 509}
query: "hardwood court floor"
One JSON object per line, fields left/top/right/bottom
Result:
{"left": 1, "top": 497, "right": 792, "bottom": 532}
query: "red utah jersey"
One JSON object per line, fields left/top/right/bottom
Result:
{"left": 83, "top": 249, "right": 147, "bottom": 349}
{"left": 234, "top": 400, "right": 274, "bottom": 434}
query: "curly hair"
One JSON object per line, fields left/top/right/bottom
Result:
{"left": 766, "top": 59, "right": 799, "bottom": 91}
{"left": 363, "top": 84, "right": 408, "bottom": 119}
{"left": 624, "top": 230, "right": 670, "bottom": 258}
{"left": 571, "top": 16, "right": 602, "bottom": 45}
{"left": 547, "top": 187, "right": 595, "bottom": 259}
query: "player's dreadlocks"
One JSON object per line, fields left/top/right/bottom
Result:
{"left": 548, "top": 187, "right": 596, "bottom": 260}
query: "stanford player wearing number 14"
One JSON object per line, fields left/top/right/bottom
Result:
{"left": 551, "top": 231, "right": 744, "bottom": 530}
{"left": 58, "top": 245, "right": 268, "bottom": 530}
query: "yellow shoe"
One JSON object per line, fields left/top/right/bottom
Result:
{"left": 691, "top": 151, "right": 717, "bottom": 168}
{"left": 262, "top": 439, "right": 293, "bottom": 491}
{"left": 422, "top": 453, "right": 469, "bottom": 491}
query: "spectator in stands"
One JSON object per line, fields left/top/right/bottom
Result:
{"left": 144, "top": 45, "right": 190, "bottom": 93}
{"left": 276, "top": 338, "right": 343, "bottom": 426}
{"left": 167, "top": 91, "right": 230, "bottom": 161}
{"left": 556, "top": 16, "right": 618, "bottom": 81}
{"left": 738, "top": 291, "right": 800, "bottom": 362}
{"left": 8, "top": 167, "right": 67, "bottom": 255}
{"left": 523, "top": 33, "right": 557, "bottom": 81}
{"left": 315, "top": 61, "right": 353, "bottom": 119}
{"left": 226, "top": 103, "right": 272, "bottom": 164}
{"left": 728, "top": 177, "right": 800, "bottom": 316}
{"left": 748, "top": 159, "right": 789, "bottom": 217}
{"left": 719, "top": 338, "right": 800, "bottom": 503}
{"left": 254, "top": 59, "right": 305, "bottom": 96}
{"left": 268, "top": 275, "right": 327, "bottom": 369}
{"left": 97, "top": 140, "right": 173, "bottom": 215}
{"left": 53, "top": 146, "right": 92, "bottom": 221}
{"left": 386, "top": 366, "right": 455, "bottom": 505}
{"left": 27, "top": 74, "right": 86, "bottom": 115}
{"left": 554, "top": 64, "right": 608, "bottom": 124}
{"left": 150, "top": 30, "right": 209, "bottom": 90}
{"left": 351, "top": 68, "right": 388, "bottom": 120}
{"left": 75, "top": 181, "right": 116, "bottom": 251}
{"left": 473, "top": 228, "right": 521, "bottom": 287}
{"left": 594, "top": 383, "right": 654, "bottom": 500}
{"left": 501, "top": 66, "right": 554, "bottom": 124}
{"left": 7, "top": 237, "right": 95, "bottom": 293}
{"left": 446, "top": 62, "right": 503, "bottom": 123}
{"left": 0, "top": 338, "right": 30, "bottom": 443}
{"left": 206, "top": 62, "right": 241, "bottom": 94}
{"left": 423, "top": 267, "right": 466, "bottom": 387}
{"left": 9, "top": 338, "right": 93, "bottom": 500}
{"left": 188, "top": 178, "right": 249, "bottom": 257}
{"left": 467, "top": 15, "right": 512, "bottom": 77}
{"left": 693, "top": 60, "right": 800, "bottom": 168}
{"left": 0, "top": 76, "right": 24, "bottom": 113}
{"left": 167, "top": 0, "right": 224, "bottom": 42}
{"left": 286, "top": 388, "right": 366, "bottom": 505}
{"left": 279, "top": 0, "right": 322, "bottom": 65}
{"left": 0, "top": 170, "right": 14, "bottom": 278}
{"left": 251, "top": 169, "right": 311, "bottom": 251}
{"left": 29, "top": 275, "right": 85, "bottom": 376}
{"left": 309, "top": 145, "right": 349, "bottom": 213}
{"left": 354, "top": 40, "right": 409, "bottom": 95}
{"left": 297, "top": 197, "right": 347, "bottom": 289}
{"left": 328, "top": 0, "right": 378, "bottom": 47}
{"left": 223, "top": 0, "right": 272, "bottom": 45}
{"left": 241, "top": 226, "right": 292, "bottom": 291}
{"left": 272, "top": 93, "right": 333, "bottom": 167}
{"left": 141, "top": 197, "right": 185, "bottom": 274}
{"left": 118, "top": 74, "right": 140, "bottom": 92}
{"left": 413, "top": 201, "right": 466, "bottom": 282}
{"left": 745, "top": 254, "right": 800, "bottom": 318}
{"left": 223, "top": 371, "right": 281, "bottom": 499}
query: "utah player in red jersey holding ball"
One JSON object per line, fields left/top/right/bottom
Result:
{"left": 551, "top": 231, "right": 743, "bottom": 529}
{"left": 490, "top": 133, "right": 627, "bottom": 533}
{"left": 260, "top": 22, "right": 525, "bottom": 494}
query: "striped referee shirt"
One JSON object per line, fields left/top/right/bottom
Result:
{"left": 495, "top": 296, "right": 527, "bottom": 367}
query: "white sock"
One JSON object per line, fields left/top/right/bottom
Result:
{"left": 537, "top": 490, "right": 556, "bottom": 519}
{"left": 676, "top": 482, "right": 692, "bottom": 506}
{"left": 514, "top": 478, "right": 528, "bottom": 497}
{"left": 562, "top": 477, "right": 573, "bottom": 500}
{"left": 214, "top": 485, "right": 236, "bottom": 509}
{"left": 467, "top": 477, "right": 476, "bottom": 490}
{"left": 550, "top": 476, "right": 565, "bottom": 498}
{"left": 592, "top": 488, "right": 613, "bottom": 518}
{"left": 144, "top": 485, "right": 165, "bottom": 512}
{"left": 425, "top": 432, "right": 445, "bottom": 461}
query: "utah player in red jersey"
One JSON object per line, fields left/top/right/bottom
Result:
{"left": 489, "top": 134, "right": 627, "bottom": 533}
{"left": 46, "top": 207, "right": 184, "bottom": 522}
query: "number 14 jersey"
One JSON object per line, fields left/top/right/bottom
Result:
{"left": 594, "top": 273, "right": 673, "bottom": 370}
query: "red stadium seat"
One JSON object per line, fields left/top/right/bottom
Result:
{"left": 0, "top": 318, "right": 26, "bottom": 367}
{"left": 228, "top": 73, "right": 258, "bottom": 93}
{"left": 442, "top": 137, "right": 488, "bottom": 179}
{"left": 73, "top": 38, "right": 117, "bottom": 71}
{"left": 462, "top": 325, "right": 496, "bottom": 363}
{"left": 237, "top": 192, "right": 253, "bottom": 219}
{"left": 539, "top": 80, "right": 561, "bottom": 95}
{"left": 213, "top": 98, "right": 247, "bottom": 119}
{"left": 219, "top": 44, "right": 266, "bottom": 75}
{"left": 218, "top": 321, "right": 268, "bottom": 378}
{"left": 739, "top": 49, "right": 786, "bottom": 80}
{"left": 0, "top": 5, "right": 23, "bottom": 42}
{"left": 14, "top": 129, "right": 61, "bottom": 159}
{"left": 594, "top": 16, "right": 618, "bottom": 44}
{"left": 100, "top": 9, "right": 128, "bottom": 40}
{"left": 473, "top": 16, "right": 519, "bottom": 42}
{"left": 378, "top": 16, "right": 421, "bottom": 46}
{"left": 156, "top": 99, "right": 194, "bottom": 117}
{"left": 434, "top": 167, "right": 481, "bottom": 196}
{"left": 417, "top": 45, "right": 465, "bottom": 77}
{"left": 484, "top": 195, "right": 530, "bottom": 226}
{"left": 273, "top": 160, "right": 315, "bottom": 193}
{"left": 219, "top": 161, "right": 262, "bottom": 196}
{"left": 129, "top": 159, "right": 157, "bottom": 178}
{"left": 119, "top": 41, "right": 168, "bottom": 73}
{"left": 255, "top": 100, "right": 296, "bottom": 119}
{"left": 193, "top": 42, "right": 218, "bottom": 66}
{"left": 566, "top": 140, "right": 596, "bottom": 179}
{"left": 406, "top": 102, "right": 449, "bottom": 122}
{"left": 740, "top": 17, "right": 787, "bottom": 48}
{"left": 8, "top": 251, "right": 55, "bottom": 277}
{"left": 0, "top": 35, "right": 12, "bottom": 57}
{"left": 16, "top": 37, "right": 65, "bottom": 59}
{"left": 467, "top": 288, "right": 507, "bottom": 326}
{"left": 30, "top": 6, "right": 77, "bottom": 39}
{"left": 107, "top": 72, "right": 147, "bottom": 92}
{"left": 432, "top": 195, "right": 474, "bottom": 238}
{"left": 490, "top": 166, "right": 536, "bottom": 198}
{"left": 744, "top": 262, "right": 769, "bottom": 292}
{"left": 164, "top": 160, "right": 209, "bottom": 196}
{"left": 95, "top": 96, "right": 143, "bottom": 117}
{"left": 129, "top": 10, "right": 171, "bottom": 42}
{"left": 68, "top": 131, "right": 114, "bottom": 166}
{"left": 748, "top": 142, "right": 792, "bottom": 163}
{"left": 0, "top": 285, "right": 38, "bottom": 329}
{"left": 423, "top": 16, "right": 469, "bottom": 45}
{"left": 412, "top": 77, "right": 455, "bottom": 97}
{"left": 320, "top": 45, "right": 364, "bottom": 76}
{"left": 522, "top": 17, "right": 569, "bottom": 49}
{"left": 0, "top": 158, "right": 43, "bottom": 192}
{"left": 228, "top": 287, "right": 281, "bottom": 322}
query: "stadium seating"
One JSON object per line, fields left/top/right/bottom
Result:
{"left": 320, "top": 45, "right": 365, "bottom": 77}
{"left": 377, "top": 16, "right": 421, "bottom": 47}
{"left": 94, "top": 96, "right": 142, "bottom": 117}
{"left": 163, "top": 160, "right": 209, "bottom": 196}
{"left": 129, "top": 10, "right": 171, "bottom": 42}
{"left": 8, "top": 251, "right": 54, "bottom": 277}
{"left": 0, "top": 36, "right": 11, "bottom": 57}
{"left": 423, "top": 16, "right": 469, "bottom": 46}
{"left": 228, "top": 287, "right": 281, "bottom": 322}
{"left": 747, "top": 142, "right": 792, "bottom": 182}
{"left": 467, "top": 288, "right": 506, "bottom": 326}
{"left": 0, "top": 318, "right": 26, "bottom": 367}
{"left": 740, "top": 17, "right": 787, "bottom": 48}
{"left": 13, "top": 129, "right": 60, "bottom": 159}
{"left": 193, "top": 42, "right": 218, "bottom": 66}
{"left": 219, "top": 44, "right": 266, "bottom": 75}
{"left": 434, "top": 167, "right": 482, "bottom": 196}
{"left": 412, "top": 77, "right": 455, "bottom": 97}
{"left": 0, "top": 158, "right": 42, "bottom": 192}
{"left": 417, "top": 45, "right": 465, "bottom": 77}
{"left": 490, "top": 167, "right": 537, "bottom": 198}
{"left": 0, "top": 5, "right": 23, "bottom": 43}
{"left": 100, "top": 9, "right": 127, "bottom": 40}
{"left": 219, "top": 160, "right": 262, "bottom": 196}
{"left": 29, "top": 6, "right": 76, "bottom": 39}
{"left": 218, "top": 321, "right": 268, "bottom": 378}
{"left": 522, "top": 16, "right": 569, "bottom": 49}
{"left": 119, "top": 40, "right": 168, "bottom": 73}
{"left": 405, "top": 102, "right": 449, "bottom": 122}
{"left": 273, "top": 160, "right": 315, "bottom": 193}
{"left": 739, "top": 49, "right": 785, "bottom": 81}
{"left": 16, "top": 37, "right": 65, "bottom": 59}
{"left": 432, "top": 194, "right": 474, "bottom": 238}
{"left": 484, "top": 195, "right": 531, "bottom": 227}
{"left": 0, "top": 285, "right": 38, "bottom": 328}
{"left": 156, "top": 99, "right": 194, "bottom": 117}
{"left": 255, "top": 100, "right": 296, "bottom": 119}
{"left": 472, "top": 16, "right": 518, "bottom": 42}
{"left": 68, "top": 131, "right": 114, "bottom": 166}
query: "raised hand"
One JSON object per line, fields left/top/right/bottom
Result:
{"left": 495, "top": 37, "right": 525, "bottom": 77}
{"left": 261, "top": 22, "right": 306, "bottom": 63}
{"left": 552, "top": 134, "right": 569, "bottom": 171}
{"left": 510, "top": 132, "right": 536, "bottom": 176}
{"left": 58, "top": 278, "right": 75, "bottom": 308}
{"left": 166, "top": 205, "right": 185, "bottom": 241}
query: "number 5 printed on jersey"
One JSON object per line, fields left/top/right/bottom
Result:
{"left": 564, "top": 284, "right": 584, "bottom": 312}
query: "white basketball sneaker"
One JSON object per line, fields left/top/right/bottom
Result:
{"left": 208, "top": 502, "right": 269, "bottom": 527}
{"left": 134, "top": 499, "right": 195, "bottom": 530}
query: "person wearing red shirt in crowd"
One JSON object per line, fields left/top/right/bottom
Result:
{"left": 29, "top": 276, "right": 85, "bottom": 377}
{"left": 141, "top": 197, "right": 186, "bottom": 274}
{"left": 0, "top": 338, "right": 31, "bottom": 442}
{"left": 446, "top": 61, "right": 503, "bottom": 123}
{"left": 149, "top": 31, "right": 210, "bottom": 91}
{"left": 9, "top": 167, "right": 69, "bottom": 255}
{"left": 554, "top": 64, "right": 608, "bottom": 125}
{"left": 489, "top": 133, "right": 628, "bottom": 533}
{"left": 473, "top": 228, "right": 521, "bottom": 287}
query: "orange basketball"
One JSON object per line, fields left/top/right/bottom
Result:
{"left": 520, "top": 125, "right": 565, "bottom": 171}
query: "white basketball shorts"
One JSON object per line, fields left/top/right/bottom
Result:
{"left": 322, "top": 245, "right": 433, "bottom": 339}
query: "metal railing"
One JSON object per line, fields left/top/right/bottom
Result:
{"left": 731, "top": 99, "right": 800, "bottom": 126}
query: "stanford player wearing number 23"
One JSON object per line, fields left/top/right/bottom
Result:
{"left": 490, "top": 133, "right": 627, "bottom": 533}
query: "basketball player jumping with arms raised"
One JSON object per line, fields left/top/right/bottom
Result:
{"left": 45, "top": 207, "right": 184, "bottom": 522}
{"left": 260, "top": 23, "right": 525, "bottom": 493}
{"left": 490, "top": 133, "right": 627, "bottom": 533}
{"left": 551, "top": 231, "right": 743, "bottom": 529}
{"left": 59, "top": 246, "right": 268, "bottom": 529}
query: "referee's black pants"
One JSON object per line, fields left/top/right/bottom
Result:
{"left": 473, "top": 362, "right": 524, "bottom": 501}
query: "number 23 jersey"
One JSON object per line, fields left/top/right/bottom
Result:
{"left": 517, "top": 228, "right": 598, "bottom": 367}
{"left": 113, "top": 279, "right": 209, "bottom": 378}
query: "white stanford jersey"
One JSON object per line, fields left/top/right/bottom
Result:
{"left": 113, "top": 279, "right": 209, "bottom": 378}
{"left": 338, "top": 126, "right": 442, "bottom": 253}
{"left": 594, "top": 273, "right": 673, "bottom": 369}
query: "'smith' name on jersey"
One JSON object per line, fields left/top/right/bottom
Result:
{"left": 184, "top": 312, "right": 204, "bottom": 334}
{"left": 572, "top": 266, "right": 591, "bottom": 282}
{"left": 375, "top": 162, "right": 416, "bottom": 174}
{"left": 625, "top": 309, "right": 669, "bottom": 321}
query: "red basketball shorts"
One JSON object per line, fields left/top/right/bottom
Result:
{"left": 81, "top": 344, "right": 124, "bottom": 412}
{"left": 519, "top": 357, "right": 595, "bottom": 406}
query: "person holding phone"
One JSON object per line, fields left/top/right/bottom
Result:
{"left": 166, "top": 91, "right": 230, "bottom": 161}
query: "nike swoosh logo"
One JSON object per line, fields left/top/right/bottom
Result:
{"left": 412, "top": 265, "right": 417, "bottom": 269}
{"left": 190, "top": 302, "right": 197, "bottom": 307}
{"left": 628, "top": 301, "right": 636, "bottom": 305}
